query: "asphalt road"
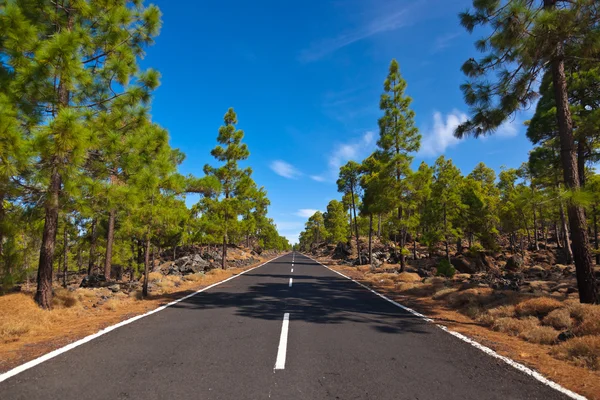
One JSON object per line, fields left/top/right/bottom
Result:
{"left": 1, "top": 252, "right": 572, "bottom": 399}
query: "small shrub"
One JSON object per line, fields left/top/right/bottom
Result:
{"left": 148, "top": 272, "right": 163, "bottom": 283}
{"left": 492, "top": 316, "right": 539, "bottom": 336}
{"left": 432, "top": 287, "right": 458, "bottom": 300}
{"left": 468, "top": 243, "right": 485, "bottom": 257}
{"left": 104, "top": 299, "right": 119, "bottom": 311}
{"left": 515, "top": 297, "right": 562, "bottom": 318}
{"left": 396, "top": 272, "right": 421, "bottom": 283}
{"left": 52, "top": 288, "right": 80, "bottom": 309}
{"left": 542, "top": 308, "right": 573, "bottom": 330}
{"left": 0, "top": 321, "right": 31, "bottom": 339}
{"left": 183, "top": 273, "right": 205, "bottom": 282}
{"left": 552, "top": 336, "right": 600, "bottom": 370}
{"left": 566, "top": 302, "right": 600, "bottom": 336}
{"left": 436, "top": 259, "right": 456, "bottom": 278}
{"left": 478, "top": 305, "right": 516, "bottom": 326}
{"left": 520, "top": 326, "right": 558, "bottom": 345}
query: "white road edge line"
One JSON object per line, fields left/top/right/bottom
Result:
{"left": 0, "top": 253, "right": 291, "bottom": 384}
{"left": 302, "top": 254, "right": 587, "bottom": 400}
{"left": 274, "top": 313, "right": 290, "bottom": 370}
{"left": 289, "top": 277, "right": 293, "bottom": 287}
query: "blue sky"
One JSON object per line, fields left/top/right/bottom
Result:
{"left": 142, "top": 0, "right": 537, "bottom": 244}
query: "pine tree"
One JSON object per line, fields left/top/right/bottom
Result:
{"left": 456, "top": 0, "right": 599, "bottom": 303}
{"left": 377, "top": 59, "right": 421, "bottom": 271}
{"left": 202, "top": 108, "right": 251, "bottom": 269}
{"left": 337, "top": 161, "right": 362, "bottom": 263}
{"left": 431, "top": 156, "right": 463, "bottom": 262}
{"left": 324, "top": 200, "right": 349, "bottom": 244}
{"left": 0, "top": 1, "right": 161, "bottom": 308}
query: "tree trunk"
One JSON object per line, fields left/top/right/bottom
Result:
{"left": 104, "top": 208, "right": 116, "bottom": 280}
{"left": 551, "top": 44, "right": 598, "bottom": 303}
{"left": 377, "top": 214, "right": 381, "bottom": 238}
{"left": 594, "top": 205, "right": 599, "bottom": 265}
{"left": 129, "top": 240, "right": 136, "bottom": 282}
{"left": 368, "top": 214, "right": 373, "bottom": 265}
{"left": 559, "top": 200, "right": 573, "bottom": 264}
{"left": 0, "top": 192, "right": 4, "bottom": 259}
{"left": 399, "top": 229, "right": 406, "bottom": 272}
{"left": 63, "top": 220, "right": 68, "bottom": 288}
{"left": 221, "top": 233, "right": 227, "bottom": 269}
{"left": 151, "top": 245, "right": 156, "bottom": 272}
{"left": 457, "top": 237, "right": 463, "bottom": 254}
{"left": 350, "top": 186, "right": 361, "bottom": 264}
{"left": 142, "top": 239, "right": 150, "bottom": 297}
{"left": 443, "top": 204, "right": 450, "bottom": 263}
{"left": 532, "top": 200, "right": 539, "bottom": 251}
{"left": 35, "top": 166, "right": 61, "bottom": 309}
{"left": 413, "top": 239, "right": 417, "bottom": 260}
{"left": 554, "top": 221, "right": 561, "bottom": 248}
{"left": 87, "top": 218, "right": 97, "bottom": 275}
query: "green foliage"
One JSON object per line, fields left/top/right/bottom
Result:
{"left": 436, "top": 259, "right": 456, "bottom": 278}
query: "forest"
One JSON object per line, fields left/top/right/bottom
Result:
{"left": 0, "top": 1, "right": 290, "bottom": 309}
{"left": 299, "top": 0, "right": 600, "bottom": 305}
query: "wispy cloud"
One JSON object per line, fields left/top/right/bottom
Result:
{"left": 431, "top": 31, "right": 461, "bottom": 53}
{"left": 419, "top": 109, "right": 524, "bottom": 157}
{"left": 295, "top": 209, "right": 320, "bottom": 218}
{"left": 311, "top": 131, "right": 376, "bottom": 182}
{"left": 419, "top": 110, "right": 468, "bottom": 157}
{"left": 298, "top": 6, "right": 411, "bottom": 62}
{"left": 270, "top": 160, "right": 302, "bottom": 179}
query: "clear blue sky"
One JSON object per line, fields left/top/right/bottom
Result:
{"left": 142, "top": 0, "right": 536, "bottom": 244}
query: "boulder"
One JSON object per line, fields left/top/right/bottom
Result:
{"left": 450, "top": 256, "right": 477, "bottom": 274}
{"left": 505, "top": 255, "right": 525, "bottom": 271}
{"left": 333, "top": 242, "right": 351, "bottom": 259}
{"left": 108, "top": 284, "right": 121, "bottom": 293}
{"left": 80, "top": 274, "right": 107, "bottom": 288}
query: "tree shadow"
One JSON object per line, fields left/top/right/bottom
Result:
{"left": 170, "top": 272, "right": 431, "bottom": 336}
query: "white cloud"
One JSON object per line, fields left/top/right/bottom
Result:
{"left": 298, "top": 7, "right": 410, "bottom": 62}
{"left": 419, "top": 111, "right": 467, "bottom": 157}
{"left": 295, "top": 209, "right": 320, "bottom": 218}
{"left": 495, "top": 118, "right": 519, "bottom": 138}
{"left": 270, "top": 160, "right": 302, "bottom": 179}
{"left": 312, "top": 131, "right": 376, "bottom": 182}
{"left": 431, "top": 32, "right": 461, "bottom": 53}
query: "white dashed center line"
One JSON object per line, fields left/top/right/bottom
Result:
{"left": 289, "top": 277, "right": 293, "bottom": 287}
{"left": 291, "top": 268, "right": 293, "bottom": 272}
{"left": 274, "top": 313, "right": 290, "bottom": 370}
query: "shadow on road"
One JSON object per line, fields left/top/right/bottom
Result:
{"left": 170, "top": 269, "right": 431, "bottom": 336}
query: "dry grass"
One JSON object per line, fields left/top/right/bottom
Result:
{"left": 183, "top": 272, "right": 205, "bottom": 282}
{"left": 520, "top": 326, "right": 558, "bottom": 345}
{"left": 552, "top": 336, "right": 600, "bottom": 370}
{"left": 396, "top": 272, "right": 422, "bottom": 283}
{"left": 490, "top": 316, "right": 539, "bottom": 336}
{"left": 515, "top": 297, "right": 563, "bottom": 318}
{"left": 148, "top": 271, "right": 163, "bottom": 282}
{"left": 565, "top": 302, "right": 600, "bottom": 336}
{"left": 543, "top": 308, "right": 573, "bottom": 330}
{"left": 432, "top": 287, "right": 459, "bottom": 300}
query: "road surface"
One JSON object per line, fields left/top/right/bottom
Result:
{"left": 1, "top": 252, "right": 572, "bottom": 399}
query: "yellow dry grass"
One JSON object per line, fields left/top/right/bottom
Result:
{"left": 543, "top": 308, "right": 573, "bottom": 330}
{"left": 552, "top": 336, "right": 600, "bottom": 371}
{"left": 515, "top": 297, "right": 563, "bottom": 318}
